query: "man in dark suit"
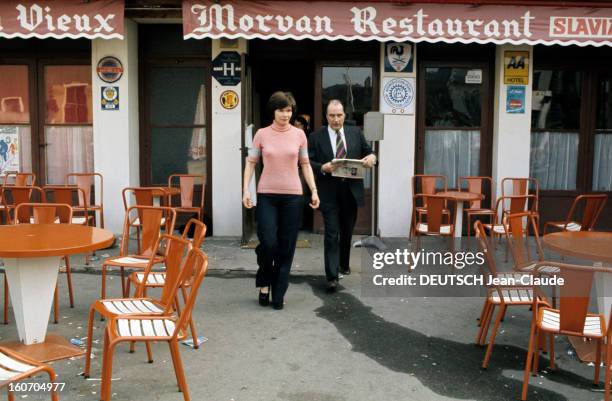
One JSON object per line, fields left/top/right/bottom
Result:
{"left": 308, "top": 99, "right": 377, "bottom": 292}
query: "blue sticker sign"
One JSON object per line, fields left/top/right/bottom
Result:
{"left": 506, "top": 85, "right": 526, "bottom": 114}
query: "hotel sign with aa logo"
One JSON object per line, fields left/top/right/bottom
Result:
{"left": 504, "top": 51, "right": 529, "bottom": 85}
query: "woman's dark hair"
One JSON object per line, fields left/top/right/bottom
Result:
{"left": 267, "top": 91, "right": 293, "bottom": 121}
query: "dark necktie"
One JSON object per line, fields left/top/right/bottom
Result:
{"left": 335, "top": 130, "right": 346, "bottom": 159}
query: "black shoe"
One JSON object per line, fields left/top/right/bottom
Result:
{"left": 258, "top": 289, "right": 270, "bottom": 306}
{"left": 340, "top": 267, "right": 351, "bottom": 275}
{"left": 326, "top": 279, "right": 338, "bottom": 293}
{"left": 272, "top": 300, "right": 284, "bottom": 310}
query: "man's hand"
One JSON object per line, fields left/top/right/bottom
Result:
{"left": 361, "top": 154, "right": 377, "bottom": 168}
{"left": 322, "top": 162, "right": 338, "bottom": 173}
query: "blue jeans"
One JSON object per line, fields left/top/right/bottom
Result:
{"left": 255, "top": 194, "right": 303, "bottom": 304}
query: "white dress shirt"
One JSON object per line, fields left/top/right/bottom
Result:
{"left": 327, "top": 126, "right": 347, "bottom": 157}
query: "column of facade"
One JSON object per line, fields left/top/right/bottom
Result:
{"left": 91, "top": 19, "right": 139, "bottom": 234}
{"left": 491, "top": 45, "right": 534, "bottom": 198}
{"left": 211, "top": 39, "right": 247, "bottom": 236}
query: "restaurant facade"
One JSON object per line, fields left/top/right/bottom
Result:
{"left": 0, "top": 0, "right": 611, "bottom": 237}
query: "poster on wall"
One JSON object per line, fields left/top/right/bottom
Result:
{"left": 384, "top": 43, "right": 414, "bottom": 74}
{"left": 380, "top": 77, "right": 415, "bottom": 115}
{"left": 506, "top": 85, "right": 526, "bottom": 114}
{"left": 0, "top": 127, "right": 19, "bottom": 175}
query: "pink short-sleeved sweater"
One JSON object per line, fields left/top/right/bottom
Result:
{"left": 248, "top": 122, "right": 309, "bottom": 195}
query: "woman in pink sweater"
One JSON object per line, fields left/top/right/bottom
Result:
{"left": 243, "top": 92, "right": 320, "bottom": 310}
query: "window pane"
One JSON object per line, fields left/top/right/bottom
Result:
{"left": 322, "top": 66, "right": 372, "bottom": 127}
{"left": 0, "top": 66, "right": 30, "bottom": 124}
{"left": 151, "top": 68, "right": 206, "bottom": 126}
{"left": 593, "top": 75, "right": 612, "bottom": 191}
{"left": 45, "top": 126, "right": 93, "bottom": 184}
{"left": 45, "top": 66, "right": 92, "bottom": 124}
{"left": 424, "top": 130, "right": 480, "bottom": 188}
{"left": 152, "top": 127, "right": 206, "bottom": 184}
{"left": 593, "top": 133, "right": 612, "bottom": 191}
{"left": 531, "top": 70, "right": 581, "bottom": 130}
{"left": 425, "top": 68, "right": 482, "bottom": 128}
{"left": 0, "top": 125, "right": 31, "bottom": 174}
{"left": 529, "top": 131, "right": 578, "bottom": 190}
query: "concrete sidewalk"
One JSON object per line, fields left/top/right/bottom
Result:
{"left": 0, "top": 233, "right": 604, "bottom": 401}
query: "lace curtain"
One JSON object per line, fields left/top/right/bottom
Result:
{"left": 45, "top": 126, "right": 93, "bottom": 184}
{"left": 529, "top": 131, "right": 578, "bottom": 190}
{"left": 424, "top": 129, "right": 480, "bottom": 188}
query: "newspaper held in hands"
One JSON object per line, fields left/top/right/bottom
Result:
{"left": 331, "top": 158, "right": 365, "bottom": 179}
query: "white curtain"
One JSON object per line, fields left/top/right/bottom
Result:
{"left": 529, "top": 131, "right": 578, "bottom": 190}
{"left": 45, "top": 126, "right": 93, "bottom": 184}
{"left": 593, "top": 133, "right": 612, "bottom": 191}
{"left": 424, "top": 129, "right": 480, "bottom": 188}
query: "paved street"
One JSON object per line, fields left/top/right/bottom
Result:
{"left": 0, "top": 234, "right": 606, "bottom": 401}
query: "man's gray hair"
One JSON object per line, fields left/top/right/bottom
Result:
{"left": 326, "top": 99, "right": 344, "bottom": 113}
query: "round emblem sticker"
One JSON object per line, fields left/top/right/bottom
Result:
{"left": 383, "top": 78, "right": 414, "bottom": 109}
{"left": 97, "top": 56, "right": 123, "bottom": 83}
{"left": 220, "top": 90, "right": 239, "bottom": 110}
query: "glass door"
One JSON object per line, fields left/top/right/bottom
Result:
{"left": 315, "top": 62, "right": 377, "bottom": 235}
{"left": 142, "top": 59, "right": 212, "bottom": 228}
{"left": 417, "top": 63, "right": 490, "bottom": 189}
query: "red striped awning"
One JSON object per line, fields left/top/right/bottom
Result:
{"left": 183, "top": 0, "right": 612, "bottom": 47}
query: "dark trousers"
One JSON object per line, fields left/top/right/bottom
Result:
{"left": 255, "top": 194, "right": 302, "bottom": 304}
{"left": 321, "top": 182, "right": 358, "bottom": 282}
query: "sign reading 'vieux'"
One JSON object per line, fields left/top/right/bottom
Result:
{"left": 0, "top": 0, "right": 124, "bottom": 39}
{"left": 183, "top": 0, "right": 612, "bottom": 47}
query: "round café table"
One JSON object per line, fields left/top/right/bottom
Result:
{"left": 543, "top": 231, "right": 612, "bottom": 363}
{"left": 436, "top": 191, "right": 484, "bottom": 238}
{"left": 0, "top": 224, "right": 114, "bottom": 361}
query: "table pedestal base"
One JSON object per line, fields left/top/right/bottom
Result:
{"left": 1, "top": 334, "right": 85, "bottom": 362}
{"left": 3, "top": 256, "right": 60, "bottom": 344}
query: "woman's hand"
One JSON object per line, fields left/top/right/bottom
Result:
{"left": 310, "top": 191, "right": 320, "bottom": 209}
{"left": 243, "top": 190, "right": 253, "bottom": 209}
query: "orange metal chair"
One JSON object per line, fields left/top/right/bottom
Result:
{"left": 544, "top": 194, "right": 608, "bottom": 234}
{"left": 66, "top": 173, "right": 104, "bottom": 228}
{"left": 84, "top": 234, "right": 191, "bottom": 378}
{"left": 521, "top": 261, "right": 612, "bottom": 401}
{"left": 473, "top": 220, "right": 549, "bottom": 369}
{"left": 43, "top": 186, "right": 92, "bottom": 226}
{"left": 0, "top": 186, "right": 43, "bottom": 225}
{"left": 409, "top": 174, "right": 450, "bottom": 240}
{"left": 482, "top": 195, "right": 536, "bottom": 242}
{"left": 168, "top": 174, "right": 205, "bottom": 222}
{"left": 412, "top": 194, "right": 454, "bottom": 249}
{"left": 126, "top": 219, "right": 207, "bottom": 348}
{"left": 460, "top": 176, "right": 495, "bottom": 239}
{"left": 100, "top": 206, "right": 176, "bottom": 299}
{"left": 122, "top": 187, "right": 172, "bottom": 253}
{"left": 13, "top": 203, "right": 73, "bottom": 324}
{"left": 2, "top": 172, "right": 36, "bottom": 186}
{"left": 97, "top": 248, "right": 208, "bottom": 401}
{"left": 0, "top": 346, "right": 59, "bottom": 401}
{"left": 501, "top": 177, "right": 540, "bottom": 224}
